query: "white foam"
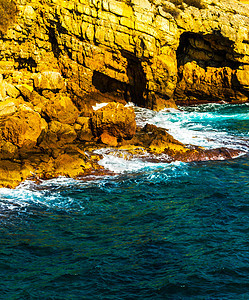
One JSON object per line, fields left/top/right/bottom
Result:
{"left": 95, "top": 148, "right": 185, "bottom": 174}
{"left": 92, "top": 102, "right": 109, "bottom": 111}
{"left": 135, "top": 103, "right": 249, "bottom": 151}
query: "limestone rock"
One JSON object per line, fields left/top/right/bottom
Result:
{"left": 0, "top": 100, "right": 17, "bottom": 119}
{"left": 33, "top": 72, "right": 66, "bottom": 91}
{"left": 137, "top": 123, "right": 187, "bottom": 155}
{"left": 0, "top": 160, "right": 34, "bottom": 189}
{"left": 76, "top": 117, "right": 94, "bottom": 141}
{"left": 0, "top": 75, "right": 6, "bottom": 101}
{"left": 174, "top": 61, "right": 244, "bottom": 104}
{"left": 100, "top": 131, "right": 118, "bottom": 146}
{"left": 0, "top": 140, "right": 18, "bottom": 160}
{"left": 39, "top": 120, "right": 77, "bottom": 149}
{"left": 0, "top": 0, "right": 249, "bottom": 108}
{"left": 2, "top": 106, "right": 43, "bottom": 148}
{"left": 43, "top": 94, "right": 79, "bottom": 124}
{"left": 17, "top": 84, "right": 34, "bottom": 100}
{"left": 92, "top": 102, "right": 136, "bottom": 140}
{"left": 53, "top": 154, "right": 92, "bottom": 178}
{"left": 0, "top": 0, "right": 249, "bottom": 188}
{"left": 235, "top": 65, "right": 249, "bottom": 91}
{"left": 3, "top": 82, "right": 20, "bottom": 98}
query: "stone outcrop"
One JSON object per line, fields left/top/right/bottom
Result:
{"left": 0, "top": 0, "right": 248, "bottom": 187}
{"left": 0, "top": 0, "right": 249, "bottom": 109}
{"left": 92, "top": 102, "right": 136, "bottom": 142}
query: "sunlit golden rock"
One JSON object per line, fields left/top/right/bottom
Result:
{"left": 43, "top": 94, "right": 79, "bottom": 124}
{"left": 2, "top": 105, "right": 43, "bottom": 148}
{"left": 92, "top": 102, "right": 136, "bottom": 140}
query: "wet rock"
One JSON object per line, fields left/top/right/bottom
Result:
{"left": 53, "top": 153, "right": 92, "bottom": 178}
{"left": 174, "top": 147, "right": 243, "bottom": 162}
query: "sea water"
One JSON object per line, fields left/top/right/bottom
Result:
{"left": 1, "top": 103, "right": 249, "bottom": 299}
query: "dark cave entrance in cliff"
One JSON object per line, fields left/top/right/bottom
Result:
{"left": 175, "top": 31, "right": 242, "bottom": 104}
{"left": 176, "top": 31, "right": 238, "bottom": 69}
{"left": 92, "top": 53, "right": 147, "bottom": 107}
{"left": 124, "top": 52, "right": 147, "bottom": 107}
{"left": 92, "top": 71, "right": 128, "bottom": 104}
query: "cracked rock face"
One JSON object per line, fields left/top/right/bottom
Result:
{"left": 0, "top": 0, "right": 249, "bottom": 187}
{"left": 0, "top": 0, "right": 249, "bottom": 110}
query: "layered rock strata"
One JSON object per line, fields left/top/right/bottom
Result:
{"left": 0, "top": 0, "right": 248, "bottom": 187}
{"left": 1, "top": 0, "right": 249, "bottom": 108}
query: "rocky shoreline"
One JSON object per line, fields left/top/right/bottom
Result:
{"left": 0, "top": 88, "right": 244, "bottom": 188}
{"left": 0, "top": 0, "right": 249, "bottom": 187}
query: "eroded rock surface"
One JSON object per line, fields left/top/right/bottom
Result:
{"left": 0, "top": 0, "right": 249, "bottom": 109}
{"left": 0, "top": 0, "right": 248, "bottom": 187}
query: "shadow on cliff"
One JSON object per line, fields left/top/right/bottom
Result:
{"left": 174, "top": 31, "right": 248, "bottom": 104}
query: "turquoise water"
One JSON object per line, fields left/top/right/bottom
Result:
{"left": 1, "top": 103, "right": 249, "bottom": 299}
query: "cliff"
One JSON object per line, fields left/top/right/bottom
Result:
{"left": 0, "top": 0, "right": 248, "bottom": 187}
{"left": 1, "top": 0, "right": 249, "bottom": 108}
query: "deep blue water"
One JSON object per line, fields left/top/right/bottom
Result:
{"left": 1, "top": 103, "right": 249, "bottom": 299}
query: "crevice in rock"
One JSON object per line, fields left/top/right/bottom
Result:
{"left": 92, "top": 71, "right": 129, "bottom": 103}
{"left": 174, "top": 31, "right": 247, "bottom": 104}
{"left": 15, "top": 57, "right": 37, "bottom": 71}
{"left": 176, "top": 32, "right": 239, "bottom": 69}
{"left": 123, "top": 51, "right": 147, "bottom": 107}
{"left": 91, "top": 53, "right": 147, "bottom": 107}
{"left": 48, "top": 26, "right": 61, "bottom": 59}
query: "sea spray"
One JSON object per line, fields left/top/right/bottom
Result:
{"left": 134, "top": 103, "right": 249, "bottom": 151}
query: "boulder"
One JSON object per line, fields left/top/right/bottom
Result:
{"left": 0, "top": 160, "right": 34, "bottom": 189}
{"left": 39, "top": 120, "right": 77, "bottom": 149}
{"left": 43, "top": 94, "right": 79, "bottom": 124}
{"left": 3, "top": 82, "right": 20, "bottom": 98}
{"left": 100, "top": 131, "right": 118, "bottom": 146}
{"left": 91, "top": 102, "right": 136, "bottom": 140}
{"left": 0, "top": 100, "right": 17, "bottom": 119}
{"left": 76, "top": 116, "right": 94, "bottom": 141}
{"left": 0, "top": 140, "right": 18, "bottom": 159}
{"left": 138, "top": 123, "right": 187, "bottom": 155}
{"left": 2, "top": 105, "right": 43, "bottom": 148}
{"left": 53, "top": 154, "right": 92, "bottom": 178}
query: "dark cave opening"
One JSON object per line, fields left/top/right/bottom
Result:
{"left": 125, "top": 52, "right": 147, "bottom": 107}
{"left": 15, "top": 56, "right": 37, "bottom": 72}
{"left": 174, "top": 31, "right": 245, "bottom": 104}
{"left": 176, "top": 31, "right": 240, "bottom": 70}
{"left": 92, "top": 71, "right": 128, "bottom": 103}
{"left": 92, "top": 53, "right": 147, "bottom": 107}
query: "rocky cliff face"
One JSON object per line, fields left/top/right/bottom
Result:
{"left": 0, "top": 0, "right": 248, "bottom": 187}
{"left": 1, "top": 0, "right": 249, "bottom": 109}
